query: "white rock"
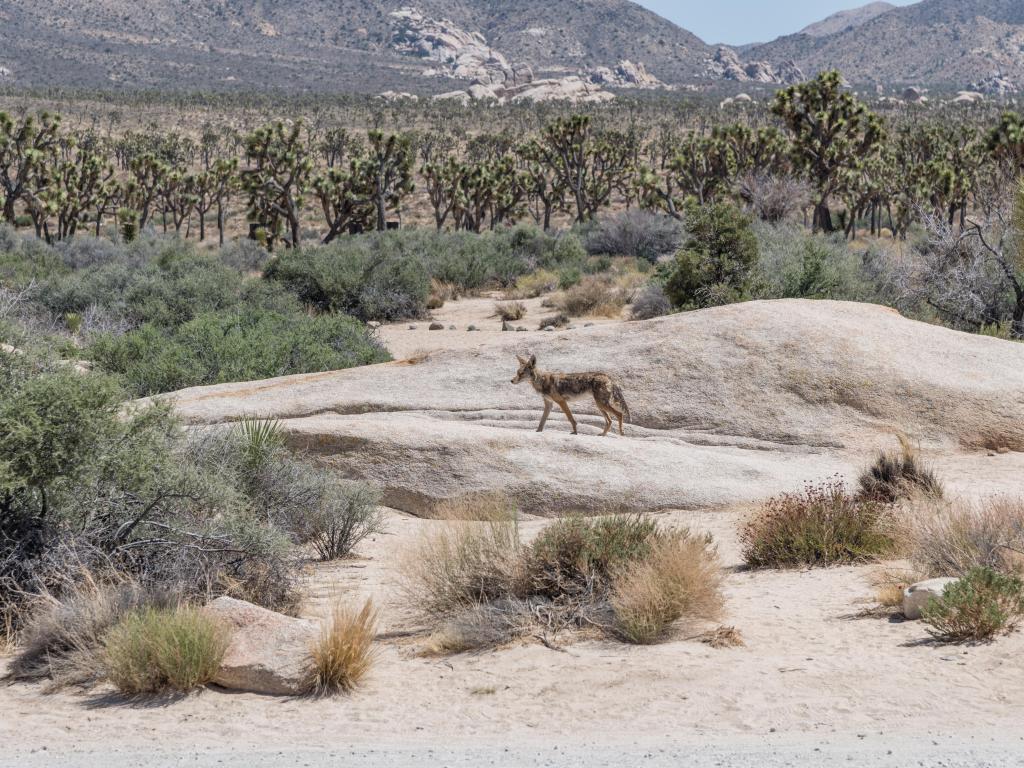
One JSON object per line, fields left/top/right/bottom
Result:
{"left": 903, "top": 578, "right": 960, "bottom": 620}
{"left": 203, "top": 597, "right": 317, "bottom": 696}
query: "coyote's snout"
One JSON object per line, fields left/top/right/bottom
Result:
{"left": 511, "top": 354, "right": 631, "bottom": 436}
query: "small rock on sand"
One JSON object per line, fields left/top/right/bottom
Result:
{"left": 903, "top": 578, "right": 959, "bottom": 620}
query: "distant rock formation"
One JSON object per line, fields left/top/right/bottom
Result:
{"left": 587, "top": 60, "right": 664, "bottom": 89}
{"left": 707, "top": 47, "right": 804, "bottom": 85}
{"left": 0, "top": 66, "right": 11, "bottom": 79}
{"left": 435, "top": 75, "right": 614, "bottom": 106}
{"left": 969, "top": 72, "right": 1018, "bottom": 96}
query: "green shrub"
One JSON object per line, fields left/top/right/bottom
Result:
{"left": 300, "top": 482, "right": 384, "bottom": 561}
{"left": 741, "top": 478, "right": 895, "bottom": 568}
{"left": 525, "top": 514, "right": 659, "bottom": 599}
{"left": 103, "top": 606, "right": 229, "bottom": 694}
{"left": 662, "top": 201, "right": 759, "bottom": 309}
{"left": 753, "top": 224, "right": 875, "bottom": 301}
{"left": 922, "top": 567, "right": 1024, "bottom": 642}
{"left": 89, "top": 308, "right": 389, "bottom": 396}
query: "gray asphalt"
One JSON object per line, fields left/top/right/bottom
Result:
{"left": 8, "top": 734, "right": 1024, "bottom": 768}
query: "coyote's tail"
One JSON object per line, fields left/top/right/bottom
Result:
{"left": 611, "top": 384, "right": 631, "bottom": 423}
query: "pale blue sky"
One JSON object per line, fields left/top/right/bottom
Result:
{"left": 636, "top": 0, "right": 917, "bottom": 45}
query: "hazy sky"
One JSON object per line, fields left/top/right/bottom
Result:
{"left": 636, "top": 1, "right": 917, "bottom": 45}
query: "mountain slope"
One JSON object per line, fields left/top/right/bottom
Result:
{"left": 750, "top": 0, "right": 1024, "bottom": 86}
{"left": 0, "top": 0, "right": 713, "bottom": 92}
{"left": 798, "top": 2, "right": 896, "bottom": 37}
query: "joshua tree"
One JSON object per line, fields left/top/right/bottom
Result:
{"left": 362, "top": 131, "right": 415, "bottom": 232}
{"left": 772, "top": 71, "right": 884, "bottom": 233}
{"left": 241, "top": 121, "right": 313, "bottom": 250}
{"left": 0, "top": 111, "right": 61, "bottom": 224}
{"left": 532, "top": 115, "right": 633, "bottom": 223}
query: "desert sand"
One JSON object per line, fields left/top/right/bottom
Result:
{"left": 5, "top": 298, "right": 1024, "bottom": 767}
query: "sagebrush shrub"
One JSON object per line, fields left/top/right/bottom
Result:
{"left": 104, "top": 607, "right": 229, "bottom": 694}
{"left": 741, "top": 478, "right": 895, "bottom": 568}
{"left": 630, "top": 283, "right": 672, "bottom": 321}
{"left": 308, "top": 600, "right": 378, "bottom": 695}
{"left": 922, "top": 567, "right": 1024, "bottom": 642}
{"left": 554, "top": 275, "right": 632, "bottom": 317}
{"left": 584, "top": 210, "right": 684, "bottom": 263}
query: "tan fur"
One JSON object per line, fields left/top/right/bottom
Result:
{"left": 511, "top": 354, "right": 631, "bottom": 436}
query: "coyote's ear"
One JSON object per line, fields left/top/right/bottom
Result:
{"left": 516, "top": 355, "right": 528, "bottom": 365}
{"left": 529, "top": 355, "right": 537, "bottom": 367}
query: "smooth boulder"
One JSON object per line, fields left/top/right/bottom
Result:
{"left": 204, "top": 597, "right": 317, "bottom": 695}
{"left": 165, "top": 301, "right": 1024, "bottom": 516}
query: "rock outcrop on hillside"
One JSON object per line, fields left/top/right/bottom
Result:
{"left": 167, "top": 301, "right": 1024, "bottom": 516}
{"left": 587, "top": 60, "right": 664, "bottom": 89}
{"left": 969, "top": 72, "right": 1018, "bottom": 96}
{"left": 707, "top": 47, "right": 804, "bottom": 85}
{"left": 391, "top": 7, "right": 663, "bottom": 104}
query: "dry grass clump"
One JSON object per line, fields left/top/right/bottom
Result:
{"left": 858, "top": 437, "right": 943, "bottom": 504}
{"left": 7, "top": 573, "right": 178, "bottom": 689}
{"left": 427, "top": 279, "right": 459, "bottom": 310}
{"left": 553, "top": 275, "right": 634, "bottom": 318}
{"left": 921, "top": 567, "right": 1024, "bottom": 642}
{"left": 901, "top": 496, "right": 1024, "bottom": 578}
{"left": 741, "top": 477, "right": 896, "bottom": 568}
{"left": 429, "top": 492, "right": 519, "bottom": 522}
{"left": 507, "top": 269, "right": 559, "bottom": 300}
{"left": 494, "top": 301, "right": 527, "bottom": 322}
{"left": 404, "top": 512, "right": 726, "bottom": 650}
{"left": 699, "top": 625, "right": 745, "bottom": 649}
{"left": 400, "top": 513, "right": 523, "bottom": 619}
{"left": 610, "top": 532, "right": 724, "bottom": 645}
{"left": 308, "top": 599, "right": 378, "bottom": 695}
{"left": 537, "top": 312, "right": 570, "bottom": 329}
{"left": 103, "top": 606, "right": 229, "bottom": 695}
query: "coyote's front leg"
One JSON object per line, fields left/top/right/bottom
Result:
{"left": 537, "top": 399, "right": 553, "bottom": 432}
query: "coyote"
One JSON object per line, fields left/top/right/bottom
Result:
{"left": 511, "top": 354, "right": 631, "bottom": 436}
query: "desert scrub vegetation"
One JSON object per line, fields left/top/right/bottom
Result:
{"left": 0, "top": 346, "right": 384, "bottom": 679}
{"left": 403, "top": 510, "right": 725, "bottom": 651}
{"left": 265, "top": 226, "right": 587, "bottom": 321}
{"left": 857, "top": 438, "right": 944, "bottom": 503}
{"left": 921, "top": 567, "right": 1024, "bottom": 642}
{"left": 742, "top": 478, "right": 896, "bottom": 568}
{"left": 308, "top": 599, "right": 378, "bottom": 695}
{"left": 0, "top": 234, "right": 390, "bottom": 396}
{"left": 103, "top": 606, "right": 229, "bottom": 695}
{"left": 584, "top": 210, "right": 684, "bottom": 264}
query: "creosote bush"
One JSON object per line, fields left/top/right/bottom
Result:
{"left": 103, "top": 606, "right": 229, "bottom": 695}
{"left": 922, "top": 567, "right": 1024, "bottom": 642}
{"left": 858, "top": 438, "right": 943, "bottom": 503}
{"left": 308, "top": 599, "right": 378, "bottom": 695}
{"left": 742, "top": 478, "right": 895, "bottom": 568}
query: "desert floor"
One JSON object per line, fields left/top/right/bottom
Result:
{"left": 4, "top": 297, "right": 1024, "bottom": 768}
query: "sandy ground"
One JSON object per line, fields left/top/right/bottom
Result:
{"left": 378, "top": 292, "right": 624, "bottom": 360}
{"left": 5, "top": 497, "right": 1024, "bottom": 766}
{"left": 5, "top": 296, "right": 1024, "bottom": 767}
